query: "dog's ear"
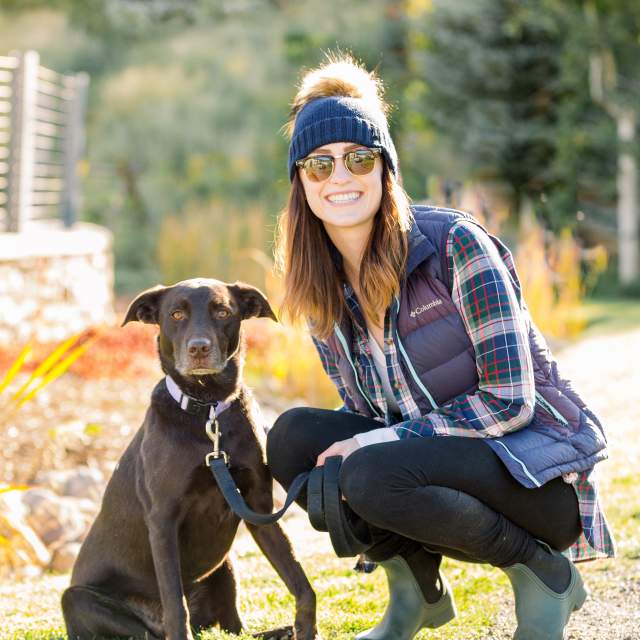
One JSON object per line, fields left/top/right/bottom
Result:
{"left": 228, "top": 282, "right": 277, "bottom": 322}
{"left": 121, "top": 285, "right": 168, "bottom": 326}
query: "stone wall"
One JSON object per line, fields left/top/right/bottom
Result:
{"left": 0, "top": 222, "right": 114, "bottom": 344}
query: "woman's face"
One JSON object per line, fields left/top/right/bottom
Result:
{"left": 298, "top": 141, "right": 383, "bottom": 236}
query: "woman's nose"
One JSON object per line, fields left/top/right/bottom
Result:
{"left": 330, "top": 156, "right": 351, "bottom": 182}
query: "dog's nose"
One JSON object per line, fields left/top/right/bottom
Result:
{"left": 187, "top": 338, "right": 212, "bottom": 357}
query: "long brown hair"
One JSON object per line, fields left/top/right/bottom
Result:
{"left": 274, "top": 162, "right": 412, "bottom": 340}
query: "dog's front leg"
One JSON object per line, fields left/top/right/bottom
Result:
{"left": 139, "top": 450, "right": 192, "bottom": 640}
{"left": 147, "top": 506, "right": 193, "bottom": 640}
{"left": 246, "top": 479, "right": 319, "bottom": 640}
{"left": 247, "top": 520, "right": 318, "bottom": 639}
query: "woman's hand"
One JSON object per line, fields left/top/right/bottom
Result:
{"left": 316, "top": 437, "right": 361, "bottom": 467}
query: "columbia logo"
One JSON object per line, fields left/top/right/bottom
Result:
{"left": 410, "top": 298, "right": 443, "bottom": 318}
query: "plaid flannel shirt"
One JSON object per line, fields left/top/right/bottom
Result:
{"left": 312, "top": 220, "right": 614, "bottom": 561}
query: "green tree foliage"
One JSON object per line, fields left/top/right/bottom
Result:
{"left": 543, "top": 1, "right": 617, "bottom": 232}
{"left": 413, "top": 0, "right": 570, "bottom": 216}
{"left": 409, "top": 0, "right": 640, "bottom": 237}
{"left": 583, "top": 0, "right": 640, "bottom": 110}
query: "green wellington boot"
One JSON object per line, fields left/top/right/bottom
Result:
{"left": 502, "top": 545, "right": 588, "bottom": 640}
{"left": 356, "top": 555, "right": 456, "bottom": 640}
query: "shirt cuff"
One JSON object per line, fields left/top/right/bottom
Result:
{"left": 354, "top": 427, "right": 400, "bottom": 448}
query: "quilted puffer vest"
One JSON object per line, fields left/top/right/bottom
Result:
{"left": 326, "top": 206, "right": 608, "bottom": 489}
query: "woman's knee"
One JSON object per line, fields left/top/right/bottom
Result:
{"left": 339, "top": 446, "right": 391, "bottom": 520}
{"left": 267, "top": 406, "right": 315, "bottom": 451}
{"left": 545, "top": 516, "right": 582, "bottom": 552}
{"left": 266, "top": 407, "right": 317, "bottom": 479}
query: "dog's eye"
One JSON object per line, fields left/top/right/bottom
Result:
{"left": 215, "top": 309, "right": 231, "bottom": 319}
{"left": 171, "top": 310, "right": 186, "bottom": 321}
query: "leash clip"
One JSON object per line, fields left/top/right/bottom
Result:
{"left": 205, "top": 406, "right": 229, "bottom": 466}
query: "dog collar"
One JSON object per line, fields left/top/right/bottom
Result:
{"left": 165, "top": 375, "right": 232, "bottom": 419}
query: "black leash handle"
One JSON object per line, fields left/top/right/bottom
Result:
{"left": 321, "top": 456, "right": 371, "bottom": 557}
{"left": 307, "top": 465, "right": 327, "bottom": 532}
{"left": 207, "top": 455, "right": 370, "bottom": 557}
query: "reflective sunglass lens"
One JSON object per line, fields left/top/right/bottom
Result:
{"left": 305, "top": 156, "right": 334, "bottom": 182}
{"left": 346, "top": 151, "right": 376, "bottom": 175}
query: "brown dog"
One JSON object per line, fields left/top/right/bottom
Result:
{"left": 61, "top": 278, "right": 318, "bottom": 640}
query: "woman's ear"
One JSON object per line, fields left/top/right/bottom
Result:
{"left": 121, "top": 285, "right": 168, "bottom": 326}
{"left": 228, "top": 282, "right": 277, "bottom": 322}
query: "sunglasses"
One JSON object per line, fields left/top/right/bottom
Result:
{"left": 295, "top": 148, "right": 382, "bottom": 182}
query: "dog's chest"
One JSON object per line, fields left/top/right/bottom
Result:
{"left": 177, "top": 465, "right": 248, "bottom": 578}
{"left": 181, "top": 462, "right": 252, "bottom": 522}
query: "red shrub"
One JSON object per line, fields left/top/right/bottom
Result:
{"left": 0, "top": 324, "right": 161, "bottom": 381}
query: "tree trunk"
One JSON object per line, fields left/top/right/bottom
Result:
{"left": 617, "top": 109, "right": 638, "bottom": 285}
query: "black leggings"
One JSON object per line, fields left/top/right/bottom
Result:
{"left": 266, "top": 407, "right": 582, "bottom": 567}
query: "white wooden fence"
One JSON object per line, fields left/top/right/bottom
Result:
{"left": 0, "top": 51, "right": 89, "bottom": 232}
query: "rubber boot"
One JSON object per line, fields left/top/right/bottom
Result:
{"left": 502, "top": 542, "right": 589, "bottom": 640}
{"left": 355, "top": 555, "right": 456, "bottom": 640}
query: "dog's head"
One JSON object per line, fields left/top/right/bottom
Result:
{"left": 122, "top": 278, "right": 276, "bottom": 378}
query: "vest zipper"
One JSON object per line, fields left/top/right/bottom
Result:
{"left": 333, "top": 323, "right": 382, "bottom": 418}
{"left": 535, "top": 391, "right": 570, "bottom": 427}
{"left": 393, "top": 297, "right": 439, "bottom": 411}
{"left": 492, "top": 440, "right": 542, "bottom": 487}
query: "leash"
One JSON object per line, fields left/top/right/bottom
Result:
{"left": 207, "top": 455, "right": 310, "bottom": 525}
{"left": 207, "top": 456, "right": 370, "bottom": 557}
{"left": 163, "top": 376, "right": 370, "bottom": 557}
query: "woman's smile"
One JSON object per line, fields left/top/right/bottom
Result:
{"left": 325, "top": 190, "right": 363, "bottom": 205}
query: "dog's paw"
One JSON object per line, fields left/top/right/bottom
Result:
{"left": 251, "top": 625, "right": 293, "bottom": 640}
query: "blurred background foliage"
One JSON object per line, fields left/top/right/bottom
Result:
{"left": 0, "top": 0, "right": 638, "bottom": 338}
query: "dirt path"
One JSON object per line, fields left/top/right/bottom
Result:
{"left": 1, "top": 328, "right": 639, "bottom": 639}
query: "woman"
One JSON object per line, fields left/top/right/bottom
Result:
{"left": 267, "top": 56, "right": 614, "bottom": 640}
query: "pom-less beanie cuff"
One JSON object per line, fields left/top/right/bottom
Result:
{"left": 288, "top": 97, "right": 398, "bottom": 181}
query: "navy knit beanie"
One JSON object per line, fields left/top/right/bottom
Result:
{"left": 288, "top": 96, "right": 398, "bottom": 182}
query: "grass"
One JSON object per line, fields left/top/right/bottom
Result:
{"left": 196, "top": 545, "right": 509, "bottom": 640}
{"left": 580, "top": 297, "right": 640, "bottom": 337}
{"left": 603, "top": 473, "right": 640, "bottom": 561}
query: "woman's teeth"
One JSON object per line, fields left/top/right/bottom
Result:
{"left": 327, "top": 192, "right": 361, "bottom": 203}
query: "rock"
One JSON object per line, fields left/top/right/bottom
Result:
{"left": 1, "top": 485, "right": 98, "bottom": 575}
{"left": 0, "top": 491, "right": 50, "bottom": 577}
{"left": 21, "top": 488, "right": 91, "bottom": 550}
{"left": 64, "top": 467, "right": 105, "bottom": 501}
{"left": 35, "top": 465, "right": 105, "bottom": 501}
{"left": 20, "top": 486, "right": 58, "bottom": 511}
{"left": 34, "top": 469, "right": 76, "bottom": 494}
{"left": 50, "top": 542, "right": 82, "bottom": 573}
